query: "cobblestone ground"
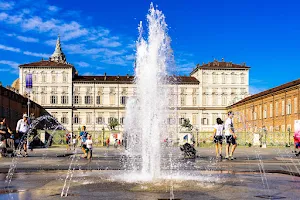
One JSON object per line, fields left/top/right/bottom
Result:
{"left": 0, "top": 146, "right": 299, "bottom": 200}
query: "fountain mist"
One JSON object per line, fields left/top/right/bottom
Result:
{"left": 124, "top": 3, "right": 171, "bottom": 179}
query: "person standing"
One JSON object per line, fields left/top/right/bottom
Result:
{"left": 16, "top": 114, "right": 30, "bottom": 157}
{"left": 213, "top": 118, "right": 224, "bottom": 159}
{"left": 106, "top": 137, "right": 110, "bottom": 148}
{"left": 85, "top": 134, "right": 93, "bottom": 159}
{"left": 78, "top": 126, "right": 88, "bottom": 157}
{"left": 224, "top": 111, "right": 237, "bottom": 160}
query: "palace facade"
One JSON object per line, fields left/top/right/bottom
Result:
{"left": 227, "top": 79, "right": 300, "bottom": 133}
{"left": 16, "top": 36, "right": 250, "bottom": 133}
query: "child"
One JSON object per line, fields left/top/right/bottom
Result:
{"left": 85, "top": 134, "right": 93, "bottom": 159}
{"left": 72, "top": 134, "right": 77, "bottom": 150}
{"left": 294, "top": 129, "right": 300, "bottom": 155}
{"left": 213, "top": 118, "right": 224, "bottom": 159}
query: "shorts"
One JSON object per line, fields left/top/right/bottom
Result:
{"left": 214, "top": 135, "right": 223, "bottom": 144}
{"left": 225, "top": 135, "right": 236, "bottom": 145}
{"left": 81, "top": 143, "right": 87, "bottom": 149}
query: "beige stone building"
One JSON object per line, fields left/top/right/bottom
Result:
{"left": 17, "top": 36, "right": 250, "bottom": 134}
{"left": 227, "top": 79, "right": 300, "bottom": 133}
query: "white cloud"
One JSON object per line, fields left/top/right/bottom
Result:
{"left": 97, "top": 37, "right": 121, "bottom": 47}
{"left": 125, "top": 54, "right": 135, "bottom": 61}
{"left": 6, "top": 33, "right": 39, "bottom": 43}
{"left": 249, "top": 86, "right": 267, "bottom": 95}
{"left": 48, "top": 5, "right": 60, "bottom": 12}
{"left": 76, "top": 61, "right": 89, "bottom": 67}
{"left": 0, "top": 60, "right": 19, "bottom": 74}
{"left": 45, "top": 39, "right": 56, "bottom": 46}
{"left": 17, "top": 35, "right": 39, "bottom": 43}
{"left": 0, "top": 12, "right": 7, "bottom": 20}
{"left": 23, "top": 51, "right": 50, "bottom": 58}
{"left": 0, "top": 1, "right": 15, "bottom": 10}
{"left": 0, "top": 44, "right": 21, "bottom": 52}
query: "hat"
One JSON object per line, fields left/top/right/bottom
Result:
{"left": 23, "top": 114, "right": 28, "bottom": 118}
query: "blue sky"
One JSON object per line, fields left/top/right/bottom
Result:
{"left": 0, "top": 0, "right": 299, "bottom": 94}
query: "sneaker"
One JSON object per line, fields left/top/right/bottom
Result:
{"left": 219, "top": 154, "right": 223, "bottom": 159}
{"left": 225, "top": 156, "right": 229, "bottom": 160}
{"left": 229, "top": 156, "right": 236, "bottom": 160}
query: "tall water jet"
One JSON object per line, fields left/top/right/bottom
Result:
{"left": 124, "top": 3, "right": 171, "bottom": 179}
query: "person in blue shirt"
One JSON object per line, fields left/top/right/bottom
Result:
{"left": 78, "top": 126, "right": 88, "bottom": 158}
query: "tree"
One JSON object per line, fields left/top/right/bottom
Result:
{"left": 109, "top": 118, "right": 119, "bottom": 130}
{"left": 181, "top": 118, "right": 193, "bottom": 131}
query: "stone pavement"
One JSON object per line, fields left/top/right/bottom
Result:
{"left": 0, "top": 146, "right": 300, "bottom": 200}
{"left": 0, "top": 146, "right": 299, "bottom": 175}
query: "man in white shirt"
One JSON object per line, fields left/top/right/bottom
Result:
{"left": 224, "top": 111, "right": 237, "bottom": 160}
{"left": 16, "top": 114, "right": 30, "bottom": 156}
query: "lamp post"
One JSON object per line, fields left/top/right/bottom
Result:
{"left": 287, "top": 128, "right": 291, "bottom": 147}
{"left": 25, "top": 73, "right": 33, "bottom": 151}
{"left": 102, "top": 126, "right": 105, "bottom": 146}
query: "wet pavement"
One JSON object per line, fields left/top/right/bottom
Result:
{"left": 0, "top": 146, "right": 300, "bottom": 199}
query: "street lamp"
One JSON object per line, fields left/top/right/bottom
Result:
{"left": 287, "top": 128, "right": 291, "bottom": 147}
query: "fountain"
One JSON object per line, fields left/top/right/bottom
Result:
{"left": 124, "top": 3, "right": 170, "bottom": 180}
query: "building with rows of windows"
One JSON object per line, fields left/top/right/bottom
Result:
{"left": 16, "top": 36, "right": 250, "bottom": 133}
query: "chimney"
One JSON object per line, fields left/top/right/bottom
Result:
{"left": 126, "top": 74, "right": 129, "bottom": 79}
{"left": 104, "top": 72, "right": 107, "bottom": 81}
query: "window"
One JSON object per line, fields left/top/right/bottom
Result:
{"left": 193, "top": 96, "right": 197, "bottom": 106}
{"left": 222, "top": 74, "right": 226, "bottom": 84}
{"left": 192, "top": 114, "right": 197, "bottom": 124}
{"left": 275, "top": 102, "right": 279, "bottom": 116}
{"left": 120, "top": 96, "right": 127, "bottom": 105}
{"left": 62, "top": 87, "right": 68, "bottom": 94}
{"left": 212, "top": 73, "right": 217, "bottom": 84}
{"left": 61, "top": 96, "right": 68, "bottom": 104}
{"left": 96, "top": 117, "right": 104, "bottom": 124}
{"left": 241, "top": 75, "right": 245, "bottom": 84}
{"left": 63, "top": 74, "right": 67, "bottom": 83}
{"left": 287, "top": 99, "right": 292, "bottom": 115}
{"left": 41, "top": 95, "right": 46, "bottom": 104}
{"left": 33, "top": 74, "right": 37, "bottom": 82}
{"left": 263, "top": 105, "right": 267, "bottom": 119}
{"left": 108, "top": 117, "right": 115, "bottom": 123}
{"left": 86, "top": 112, "right": 92, "bottom": 124}
{"left": 85, "top": 96, "right": 92, "bottom": 104}
{"left": 295, "top": 98, "right": 298, "bottom": 114}
{"left": 52, "top": 74, "right": 56, "bottom": 83}
{"left": 202, "top": 118, "right": 208, "bottom": 125}
{"left": 41, "top": 73, "right": 46, "bottom": 83}
{"left": 222, "top": 95, "right": 227, "bottom": 106}
{"left": 50, "top": 96, "right": 57, "bottom": 104}
{"left": 120, "top": 117, "right": 125, "bottom": 124}
{"left": 74, "top": 96, "right": 79, "bottom": 104}
{"left": 179, "top": 118, "right": 185, "bottom": 125}
{"left": 203, "top": 95, "right": 208, "bottom": 106}
{"left": 259, "top": 105, "right": 262, "bottom": 119}
{"left": 212, "top": 94, "right": 217, "bottom": 105}
{"left": 282, "top": 100, "right": 285, "bottom": 115}
{"left": 109, "top": 94, "right": 115, "bottom": 105}
{"left": 96, "top": 96, "right": 101, "bottom": 105}
{"left": 74, "top": 114, "right": 79, "bottom": 124}
{"left": 180, "top": 96, "right": 185, "bottom": 106}
{"left": 270, "top": 103, "right": 273, "bottom": 118}
{"left": 61, "top": 113, "right": 68, "bottom": 124}
{"left": 231, "top": 73, "right": 236, "bottom": 84}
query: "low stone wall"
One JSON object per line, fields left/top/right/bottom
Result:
{"left": 194, "top": 131, "right": 294, "bottom": 147}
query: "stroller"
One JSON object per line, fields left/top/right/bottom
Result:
{"left": 180, "top": 143, "right": 196, "bottom": 159}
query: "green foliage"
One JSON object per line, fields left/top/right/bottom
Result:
{"left": 109, "top": 118, "right": 119, "bottom": 130}
{"left": 181, "top": 118, "right": 193, "bottom": 131}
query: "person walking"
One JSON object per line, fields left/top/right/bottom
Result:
{"left": 224, "top": 111, "right": 237, "bottom": 160}
{"left": 85, "top": 134, "right": 93, "bottom": 159}
{"left": 0, "top": 118, "right": 13, "bottom": 157}
{"left": 78, "top": 126, "right": 88, "bottom": 158}
{"left": 16, "top": 114, "right": 30, "bottom": 157}
{"left": 213, "top": 117, "right": 224, "bottom": 160}
{"left": 106, "top": 137, "right": 110, "bottom": 148}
